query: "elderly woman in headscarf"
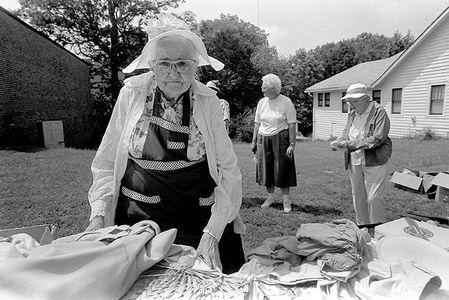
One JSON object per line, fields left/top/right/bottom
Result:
{"left": 85, "top": 15, "right": 246, "bottom": 274}
{"left": 250, "top": 74, "right": 297, "bottom": 213}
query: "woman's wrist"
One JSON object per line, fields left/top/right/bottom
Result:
{"left": 203, "top": 228, "right": 218, "bottom": 242}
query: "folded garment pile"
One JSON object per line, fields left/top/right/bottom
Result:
{"left": 231, "top": 218, "right": 448, "bottom": 300}
{"left": 2, "top": 219, "right": 448, "bottom": 300}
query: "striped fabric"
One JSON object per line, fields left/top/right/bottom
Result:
{"left": 121, "top": 186, "right": 161, "bottom": 204}
{"left": 131, "top": 156, "right": 205, "bottom": 171}
{"left": 199, "top": 193, "right": 215, "bottom": 206}
{"left": 122, "top": 186, "right": 215, "bottom": 206}
{"left": 167, "top": 141, "right": 185, "bottom": 150}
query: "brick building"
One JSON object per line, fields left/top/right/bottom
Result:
{"left": 0, "top": 6, "right": 93, "bottom": 148}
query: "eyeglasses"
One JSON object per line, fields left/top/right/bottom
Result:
{"left": 346, "top": 99, "right": 359, "bottom": 105}
{"left": 152, "top": 60, "right": 196, "bottom": 73}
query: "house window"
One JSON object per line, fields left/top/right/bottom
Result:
{"left": 318, "top": 93, "right": 323, "bottom": 107}
{"left": 372, "top": 90, "right": 381, "bottom": 104}
{"left": 324, "top": 93, "right": 330, "bottom": 107}
{"left": 392, "top": 88, "right": 402, "bottom": 114}
{"left": 342, "top": 92, "right": 348, "bottom": 113}
{"left": 430, "top": 84, "right": 445, "bottom": 115}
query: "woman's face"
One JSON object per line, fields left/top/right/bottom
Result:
{"left": 262, "top": 81, "right": 279, "bottom": 100}
{"left": 346, "top": 95, "right": 370, "bottom": 114}
{"left": 151, "top": 36, "right": 198, "bottom": 101}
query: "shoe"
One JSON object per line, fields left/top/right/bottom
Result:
{"left": 261, "top": 198, "right": 274, "bottom": 208}
{"left": 283, "top": 200, "right": 292, "bottom": 213}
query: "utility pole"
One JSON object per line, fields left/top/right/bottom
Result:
{"left": 257, "top": 0, "right": 260, "bottom": 27}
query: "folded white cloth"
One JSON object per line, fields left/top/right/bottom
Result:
{"left": 0, "top": 221, "right": 177, "bottom": 300}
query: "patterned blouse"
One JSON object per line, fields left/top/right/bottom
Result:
{"left": 128, "top": 86, "right": 206, "bottom": 161}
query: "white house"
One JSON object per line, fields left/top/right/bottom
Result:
{"left": 305, "top": 6, "right": 449, "bottom": 140}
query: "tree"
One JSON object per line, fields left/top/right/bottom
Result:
{"left": 312, "top": 41, "right": 358, "bottom": 79}
{"left": 198, "top": 14, "right": 273, "bottom": 115}
{"left": 383, "top": 30, "right": 414, "bottom": 57}
{"left": 15, "top": 0, "right": 184, "bottom": 101}
{"left": 281, "top": 49, "right": 323, "bottom": 134}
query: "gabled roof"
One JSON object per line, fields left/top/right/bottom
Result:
{"left": 305, "top": 53, "right": 400, "bottom": 93}
{"left": 305, "top": 5, "right": 449, "bottom": 93}
{"left": 372, "top": 6, "right": 449, "bottom": 86}
{"left": 0, "top": 6, "right": 88, "bottom": 65}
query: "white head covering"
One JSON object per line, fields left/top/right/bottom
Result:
{"left": 342, "top": 83, "right": 372, "bottom": 100}
{"left": 206, "top": 80, "right": 220, "bottom": 92}
{"left": 122, "top": 14, "right": 224, "bottom": 73}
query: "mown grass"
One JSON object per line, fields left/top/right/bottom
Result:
{"left": 1, "top": 138, "right": 448, "bottom": 254}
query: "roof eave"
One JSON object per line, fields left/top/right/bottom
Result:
{"left": 372, "top": 6, "right": 449, "bottom": 87}
{"left": 305, "top": 86, "right": 349, "bottom": 93}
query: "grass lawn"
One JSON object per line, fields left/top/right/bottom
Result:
{"left": 1, "top": 138, "right": 448, "bottom": 254}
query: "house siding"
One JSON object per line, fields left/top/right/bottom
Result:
{"left": 377, "top": 16, "right": 449, "bottom": 138}
{"left": 313, "top": 91, "right": 349, "bottom": 139}
{"left": 0, "top": 8, "right": 94, "bottom": 148}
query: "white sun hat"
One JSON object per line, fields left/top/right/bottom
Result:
{"left": 342, "top": 83, "right": 372, "bottom": 100}
{"left": 122, "top": 14, "right": 224, "bottom": 73}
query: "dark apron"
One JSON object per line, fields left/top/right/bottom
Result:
{"left": 115, "top": 88, "right": 245, "bottom": 273}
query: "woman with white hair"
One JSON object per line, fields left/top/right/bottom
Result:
{"left": 85, "top": 15, "right": 245, "bottom": 274}
{"left": 251, "top": 74, "right": 297, "bottom": 213}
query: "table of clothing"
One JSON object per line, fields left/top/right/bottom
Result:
{"left": 1, "top": 218, "right": 449, "bottom": 300}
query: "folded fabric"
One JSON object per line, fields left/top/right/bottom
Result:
{"left": 350, "top": 258, "right": 443, "bottom": 300}
{"left": 246, "top": 235, "right": 302, "bottom": 266}
{"left": 0, "top": 233, "right": 40, "bottom": 257}
{"left": 51, "top": 224, "right": 141, "bottom": 244}
{"left": 0, "top": 220, "right": 177, "bottom": 300}
{"left": 295, "top": 218, "right": 371, "bottom": 279}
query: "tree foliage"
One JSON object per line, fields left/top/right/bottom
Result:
{"left": 280, "top": 49, "right": 324, "bottom": 134}
{"left": 197, "top": 17, "right": 414, "bottom": 137}
{"left": 15, "top": 0, "right": 183, "bottom": 99}
{"left": 198, "top": 14, "right": 271, "bottom": 114}
{"left": 15, "top": 0, "right": 184, "bottom": 141}
{"left": 12, "top": 2, "right": 415, "bottom": 141}
{"left": 281, "top": 31, "right": 414, "bottom": 134}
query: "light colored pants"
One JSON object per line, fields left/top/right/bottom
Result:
{"left": 348, "top": 161, "right": 389, "bottom": 225}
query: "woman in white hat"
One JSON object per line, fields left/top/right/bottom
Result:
{"left": 85, "top": 15, "right": 245, "bottom": 273}
{"left": 330, "top": 83, "right": 392, "bottom": 235}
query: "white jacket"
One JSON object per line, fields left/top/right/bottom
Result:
{"left": 88, "top": 72, "right": 245, "bottom": 241}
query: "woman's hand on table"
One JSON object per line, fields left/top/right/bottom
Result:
{"left": 85, "top": 215, "right": 105, "bottom": 232}
{"left": 196, "top": 232, "right": 222, "bottom": 271}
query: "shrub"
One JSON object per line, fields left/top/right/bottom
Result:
{"left": 422, "top": 127, "right": 437, "bottom": 141}
{"left": 230, "top": 107, "right": 256, "bottom": 142}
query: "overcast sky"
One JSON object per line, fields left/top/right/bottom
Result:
{"left": 2, "top": 0, "right": 448, "bottom": 56}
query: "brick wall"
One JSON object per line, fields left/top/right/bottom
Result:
{"left": 0, "top": 7, "right": 94, "bottom": 148}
